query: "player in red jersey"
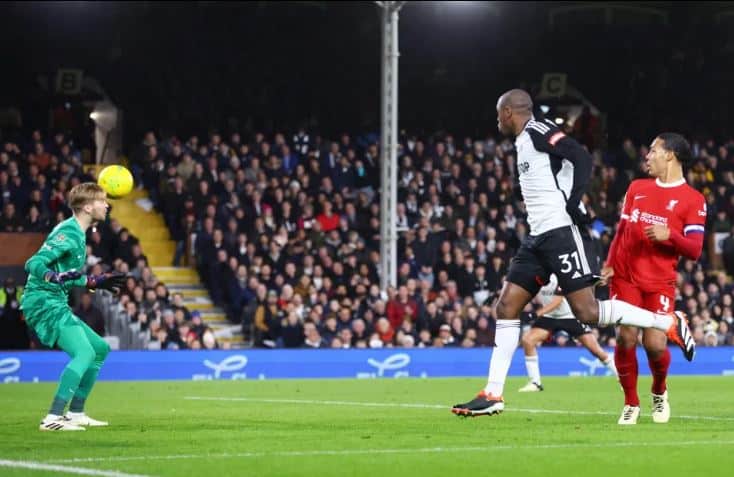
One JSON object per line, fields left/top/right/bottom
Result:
{"left": 601, "top": 132, "right": 705, "bottom": 425}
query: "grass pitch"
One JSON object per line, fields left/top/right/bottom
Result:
{"left": 1, "top": 377, "right": 733, "bottom": 476}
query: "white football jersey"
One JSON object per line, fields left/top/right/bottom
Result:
{"left": 537, "top": 274, "right": 575, "bottom": 319}
{"left": 515, "top": 118, "right": 588, "bottom": 236}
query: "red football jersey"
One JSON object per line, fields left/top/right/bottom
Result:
{"left": 611, "top": 178, "right": 706, "bottom": 292}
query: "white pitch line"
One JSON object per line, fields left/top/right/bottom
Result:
{"left": 0, "top": 459, "right": 152, "bottom": 477}
{"left": 50, "top": 440, "right": 734, "bottom": 464}
{"left": 183, "top": 396, "right": 734, "bottom": 422}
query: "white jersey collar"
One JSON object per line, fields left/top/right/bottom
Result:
{"left": 655, "top": 177, "right": 686, "bottom": 188}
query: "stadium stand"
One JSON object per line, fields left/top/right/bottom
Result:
{"left": 1, "top": 126, "right": 733, "bottom": 350}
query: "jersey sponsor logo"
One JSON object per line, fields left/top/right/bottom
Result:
{"left": 548, "top": 131, "right": 565, "bottom": 146}
{"left": 630, "top": 208, "right": 667, "bottom": 226}
{"left": 666, "top": 200, "right": 679, "bottom": 211}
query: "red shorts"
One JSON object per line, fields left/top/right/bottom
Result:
{"left": 609, "top": 275, "right": 675, "bottom": 314}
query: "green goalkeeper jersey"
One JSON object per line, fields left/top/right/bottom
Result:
{"left": 20, "top": 217, "right": 88, "bottom": 340}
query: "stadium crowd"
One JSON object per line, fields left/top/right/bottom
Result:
{"left": 1, "top": 124, "right": 734, "bottom": 350}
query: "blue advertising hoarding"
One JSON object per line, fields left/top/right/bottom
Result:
{"left": 0, "top": 347, "right": 732, "bottom": 383}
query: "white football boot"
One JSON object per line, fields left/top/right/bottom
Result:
{"left": 518, "top": 381, "right": 544, "bottom": 392}
{"left": 39, "top": 414, "right": 86, "bottom": 431}
{"left": 65, "top": 411, "right": 109, "bottom": 427}
{"left": 651, "top": 391, "right": 670, "bottom": 424}
{"left": 617, "top": 405, "right": 640, "bottom": 425}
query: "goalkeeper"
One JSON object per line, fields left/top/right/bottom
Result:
{"left": 21, "top": 183, "right": 127, "bottom": 431}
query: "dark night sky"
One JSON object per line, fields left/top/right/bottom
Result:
{"left": 2, "top": 1, "right": 734, "bottom": 149}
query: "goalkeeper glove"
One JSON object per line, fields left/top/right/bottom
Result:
{"left": 43, "top": 270, "right": 82, "bottom": 284}
{"left": 86, "top": 272, "right": 128, "bottom": 294}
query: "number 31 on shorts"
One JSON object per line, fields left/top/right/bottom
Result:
{"left": 558, "top": 251, "right": 582, "bottom": 275}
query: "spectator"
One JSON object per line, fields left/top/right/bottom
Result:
{"left": 74, "top": 292, "right": 106, "bottom": 337}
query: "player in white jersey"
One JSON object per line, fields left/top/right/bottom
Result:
{"left": 518, "top": 274, "right": 617, "bottom": 392}
{"left": 452, "top": 89, "right": 694, "bottom": 418}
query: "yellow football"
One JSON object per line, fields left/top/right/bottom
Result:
{"left": 97, "top": 165, "right": 134, "bottom": 199}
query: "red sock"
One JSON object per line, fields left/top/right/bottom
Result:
{"left": 648, "top": 347, "right": 671, "bottom": 395}
{"left": 615, "top": 345, "right": 639, "bottom": 407}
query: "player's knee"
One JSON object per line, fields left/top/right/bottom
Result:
{"left": 572, "top": 304, "right": 597, "bottom": 324}
{"left": 521, "top": 333, "right": 534, "bottom": 348}
{"left": 495, "top": 297, "right": 515, "bottom": 320}
{"left": 567, "top": 289, "right": 600, "bottom": 324}
{"left": 645, "top": 348, "right": 665, "bottom": 360}
{"left": 75, "top": 345, "right": 96, "bottom": 368}
{"left": 616, "top": 329, "right": 637, "bottom": 349}
{"left": 643, "top": 335, "right": 666, "bottom": 357}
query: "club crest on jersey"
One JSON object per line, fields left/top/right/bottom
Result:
{"left": 518, "top": 161, "right": 530, "bottom": 174}
{"left": 54, "top": 233, "right": 66, "bottom": 242}
{"left": 666, "top": 200, "right": 679, "bottom": 211}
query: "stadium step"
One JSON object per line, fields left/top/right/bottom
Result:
{"left": 168, "top": 287, "right": 209, "bottom": 298}
{"left": 183, "top": 300, "right": 216, "bottom": 312}
{"left": 108, "top": 188, "right": 174, "bottom": 267}
{"left": 151, "top": 266, "right": 249, "bottom": 347}
{"left": 154, "top": 267, "right": 200, "bottom": 281}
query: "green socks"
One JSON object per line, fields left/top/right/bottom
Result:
{"left": 69, "top": 396, "right": 87, "bottom": 413}
{"left": 49, "top": 368, "right": 83, "bottom": 415}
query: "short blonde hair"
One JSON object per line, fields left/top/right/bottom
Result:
{"left": 68, "top": 182, "right": 106, "bottom": 213}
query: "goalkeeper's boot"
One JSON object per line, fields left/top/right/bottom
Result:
{"left": 617, "top": 405, "right": 640, "bottom": 425}
{"left": 665, "top": 311, "right": 695, "bottom": 362}
{"left": 451, "top": 390, "right": 504, "bottom": 417}
{"left": 518, "top": 381, "right": 544, "bottom": 392}
{"left": 39, "top": 414, "right": 85, "bottom": 431}
{"left": 65, "top": 412, "right": 109, "bottom": 427}
{"left": 651, "top": 391, "right": 670, "bottom": 424}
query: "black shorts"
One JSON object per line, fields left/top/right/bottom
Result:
{"left": 506, "top": 225, "right": 599, "bottom": 296}
{"left": 532, "top": 316, "right": 592, "bottom": 338}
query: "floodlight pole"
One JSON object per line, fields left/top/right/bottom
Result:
{"left": 376, "top": 1, "right": 405, "bottom": 293}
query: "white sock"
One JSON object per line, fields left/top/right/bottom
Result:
{"left": 597, "top": 300, "right": 673, "bottom": 331}
{"left": 484, "top": 319, "right": 520, "bottom": 396}
{"left": 525, "top": 354, "right": 541, "bottom": 385}
{"left": 603, "top": 356, "right": 618, "bottom": 377}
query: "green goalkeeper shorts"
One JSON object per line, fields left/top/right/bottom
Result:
{"left": 21, "top": 293, "right": 83, "bottom": 348}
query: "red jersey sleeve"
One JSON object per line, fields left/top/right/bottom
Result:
{"left": 618, "top": 181, "right": 638, "bottom": 222}
{"left": 665, "top": 188, "right": 706, "bottom": 260}
{"left": 682, "top": 191, "right": 706, "bottom": 236}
